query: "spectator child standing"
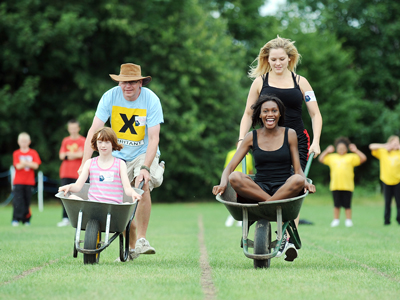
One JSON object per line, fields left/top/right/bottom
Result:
{"left": 369, "top": 136, "right": 400, "bottom": 225}
{"left": 57, "top": 119, "right": 85, "bottom": 227}
{"left": 319, "top": 137, "right": 366, "bottom": 227}
{"left": 12, "top": 132, "right": 41, "bottom": 226}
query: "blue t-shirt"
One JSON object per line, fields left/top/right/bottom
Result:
{"left": 95, "top": 86, "right": 164, "bottom": 161}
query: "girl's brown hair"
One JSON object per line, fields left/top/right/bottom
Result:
{"left": 91, "top": 127, "right": 123, "bottom": 152}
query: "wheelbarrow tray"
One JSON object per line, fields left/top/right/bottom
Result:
{"left": 55, "top": 183, "right": 143, "bottom": 233}
{"left": 216, "top": 179, "right": 312, "bottom": 222}
{"left": 216, "top": 179, "right": 312, "bottom": 263}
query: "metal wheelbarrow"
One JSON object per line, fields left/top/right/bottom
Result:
{"left": 55, "top": 183, "right": 144, "bottom": 264}
{"left": 216, "top": 153, "right": 314, "bottom": 269}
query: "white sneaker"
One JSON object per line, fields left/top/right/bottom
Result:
{"left": 114, "top": 248, "right": 140, "bottom": 262}
{"left": 284, "top": 243, "right": 298, "bottom": 262}
{"left": 345, "top": 219, "right": 353, "bottom": 227}
{"left": 57, "top": 218, "right": 70, "bottom": 227}
{"left": 12, "top": 221, "right": 19, "bottom": 227}
{"left": 275, "top": 232, "right": 289, "bottom": 258}
{"left": 225, "top": 215, "right": 235, "bottom": 227}
{"left": 330, "top": 219, "right": 340, "bottom": 227}
{"left": 135, "top": 238, "right": 156, "bottom": 254}
{"left": 129, "top": 248, "right": 140, "bottom": 260}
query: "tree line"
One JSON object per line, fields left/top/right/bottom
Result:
{"left": 1, "top": 0, "right": 398, "bottom": 201}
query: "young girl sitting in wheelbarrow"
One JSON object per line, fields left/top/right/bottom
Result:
{"left": 58, "top": 127, "right": 142, "bottom": 203}
{"left": 212, "top": 94, "right": 315, "bottom": 260}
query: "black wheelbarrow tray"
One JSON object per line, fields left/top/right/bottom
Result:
{"left": 55, "top": 183, "right": 144, "bottom": 264}
{"left": 215, "top": 153, "right": 314, "bottom": 269}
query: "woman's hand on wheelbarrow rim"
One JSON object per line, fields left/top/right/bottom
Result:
{"left": 304, "top": 182, "right": 316, "bottom": 194}
{"left": 212, "top": 185, "right": 226, "bottom": 196}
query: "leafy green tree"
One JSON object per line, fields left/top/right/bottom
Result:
{"left": 288, "top": 0, "right": 400, "bottom": 106}
{"left": 282, "top": 0, "right": 399, "bottom": 184}
{"left": 0, "top": 0, "right": 247, "bottom": 200}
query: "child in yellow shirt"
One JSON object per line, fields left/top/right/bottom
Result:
{"left": 319, "top": 137, "right": 367, "bottom": 227}
{"left": 369, "top": 136, "right": 400, "bottom": 225}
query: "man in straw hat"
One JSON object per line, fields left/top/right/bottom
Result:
{"left": 79, "top": 63, "right": 164, "bottom": 261}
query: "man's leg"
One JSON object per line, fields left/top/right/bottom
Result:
{"left": 135, "top": 184, "right": 151, "bottom": 240}
{"left": 129, "top": 182, "right": 151, "bottom": 249}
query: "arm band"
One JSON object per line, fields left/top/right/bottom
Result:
{"left": 304, "top": 91, "right": 317, "bottom": 102}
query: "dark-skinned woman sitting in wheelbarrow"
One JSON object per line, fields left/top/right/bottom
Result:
{"left": 212, "top": 94, "right": 315, "bottom": 261}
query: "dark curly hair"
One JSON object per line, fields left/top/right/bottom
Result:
{"left": 251, "top": 94, "right": 285, "bottom": 128}
{"left": 334, "top": 136, "right": 351, "bottom": 148}
{"left": 91, "top": 127, "right": 123, "bottom": 152}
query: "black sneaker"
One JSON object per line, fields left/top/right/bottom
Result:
{"left": 275, "top": 232, "right": 288, "bottom": 258}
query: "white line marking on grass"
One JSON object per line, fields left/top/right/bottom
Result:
{"left": 309, "top": 242, "right": 400, "bottom": 283}
{"left": 0, "top": 258, "right": 60, "bottom": 286}
{"left": 198, "top": 214, "right": 217, "bottom": 300}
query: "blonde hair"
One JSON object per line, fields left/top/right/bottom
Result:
{"left": 18, "top": 132, "right": 30, "bottom": 141}
{"left": 248, "top": 35, "right": 301, "bottom": 79}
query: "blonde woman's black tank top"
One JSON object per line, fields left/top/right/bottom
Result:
{"left": 260, "top": 72, "right": 304, "bottom": 135}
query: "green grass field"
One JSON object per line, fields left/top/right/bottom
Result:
{"left": 1, "top": 188, "right": 399, "bottom": 300}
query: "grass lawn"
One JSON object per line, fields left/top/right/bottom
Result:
{"left": 0, "top": 186, "right": 399, "bottom": 300}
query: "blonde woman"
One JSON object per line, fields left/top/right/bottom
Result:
{"left": 238, "top": 36, "right": 322, "bottom": 169}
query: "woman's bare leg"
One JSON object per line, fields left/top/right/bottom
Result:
{"left": 267, "top": 174, "right": 305, "bottom": 202}
{"left": 229, "top": 172, "right": 271, "bottom": 203}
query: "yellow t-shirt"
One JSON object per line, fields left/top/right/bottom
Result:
{"left": 224, "top": 149, "right": 254, "bottom": 174}
{"left": 322, "top": 153, "right": 361, "bottom": 191}
{"left": 371, "top": 149, "right": 400, "bottom": 185}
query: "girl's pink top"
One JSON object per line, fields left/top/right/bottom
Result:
{"left": 88, "top": 157, "right": 124, "bottom": 204}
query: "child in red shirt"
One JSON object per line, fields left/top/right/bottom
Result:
{"left": 12, "top": 132, "right": 41, "bottom": 226}
{"left": 57, "top": 119, "right": 85, "bottom": 227}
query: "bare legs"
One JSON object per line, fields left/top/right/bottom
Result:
{"left": 228, "top": 171, "right": 305, "bottom": 203}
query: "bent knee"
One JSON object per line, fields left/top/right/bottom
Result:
{"left": 229, "top": 172, "right": 244, "bottom": 188}
{"left": 291, "top": 174, "right": 305, "bottom": 189}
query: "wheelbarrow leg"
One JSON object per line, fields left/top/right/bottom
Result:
{"left": 73, "top": 210, "right": 83, "bottom": 258}
{"left": 119, "top": 209, "right": 134, "bottom": 262}
{"left": 276, "top": 206, "right": 282, "bottom": 242}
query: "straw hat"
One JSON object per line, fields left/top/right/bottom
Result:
{"left": 109, "top": 63, "right": 152, "bottom": 85}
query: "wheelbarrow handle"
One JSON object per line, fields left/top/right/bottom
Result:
{"left": 138, "top": 181, "right": 144, "bottom": 190}
{"left": 304, "top": 152, "right": 315, "bottom": 178}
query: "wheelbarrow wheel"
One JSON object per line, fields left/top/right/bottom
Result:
{"left": 253, "top": 219, "right": 271, "bottom": 269}
{"left": 83, "top": 219, "right": 101, "bottom": 265}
